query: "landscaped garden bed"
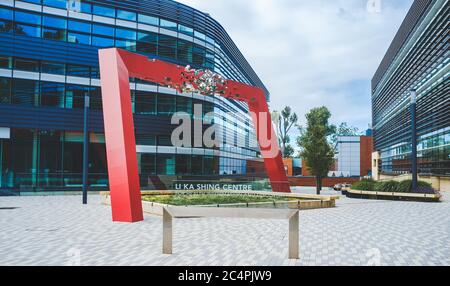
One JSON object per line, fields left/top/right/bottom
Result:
{"left": 343, "top": 179, "right": 441, "bottom": 202}
{"left": 100, "top": 190, "right": 339, "bottom": 216}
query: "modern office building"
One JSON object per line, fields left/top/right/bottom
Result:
{"left": 371, "top": 0, "right": 449, "bottom": 189}
{"left": 0, "top": 0, "right": 269, "bottom": 194}
{"left": 330, "top": 135, "right": 373, "bottom": 178}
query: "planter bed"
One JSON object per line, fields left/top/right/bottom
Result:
{"left": 100, "top": 190, "right": 338, "bottom": 216}
{"left": 342, "top": 188, "right": 441, "bottom": 202}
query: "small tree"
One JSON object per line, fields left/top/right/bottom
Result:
{"left": 297, "top": 107, "right": 335, "bottom": 195}
{"left": 272, "top": 106, "right": 298, "bottom": 158}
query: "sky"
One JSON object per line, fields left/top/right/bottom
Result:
{"left": 176, "top": 0, "right": 414, "bottom": 136}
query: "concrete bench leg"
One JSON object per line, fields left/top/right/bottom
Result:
{"left": 162, "top": 208, "right": 172, "bottom": 254}
{"left": 289, "top": 211, "right": 299, "bottom": 259}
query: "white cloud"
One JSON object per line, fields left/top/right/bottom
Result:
{"left": 177, "top": 0, "right": 413, "bottom": 134}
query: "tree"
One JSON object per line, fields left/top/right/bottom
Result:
{"left": 284, "top": 144, "right": 295, "bottom": 158}
{"left": 271, "top": 106, "right": 298, "bottom": 158}
{"left": 297, "top": 107, "right": 335, "bottom": 195}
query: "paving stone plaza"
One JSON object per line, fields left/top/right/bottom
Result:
{"left": 0, "top": 190, "right": 449, "bottom": 266}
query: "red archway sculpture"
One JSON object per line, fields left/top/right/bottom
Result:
{"left": 99, "top": 48, "right": 290, "bottom": 222}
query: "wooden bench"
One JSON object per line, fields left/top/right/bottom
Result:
{"left": 162, "top": 206, "right": 300, "bottom": 259}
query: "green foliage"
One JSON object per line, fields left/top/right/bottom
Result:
{"left": 352, "top": 179, "right": 375, "bottom": 191}
{"left": 374, "top": 181, "right": 399, "bottom": 193}
{"left": 143, "top": 194, "right": 282, "bottom": 206}
{"left": 351, "top": 179, "right": 436, "bottom": 194}
{"left": 396, "top": 180, "right": 432, "bottom": 193}
{"left": 272, "top": 106, "right": 298, "bottom": 158}
{"left": 329, "top": 122, "right": 362, "bottom": 147}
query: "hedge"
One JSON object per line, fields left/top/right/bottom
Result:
{"left": 351, "top": 179, "right": 438, "bottom": 195}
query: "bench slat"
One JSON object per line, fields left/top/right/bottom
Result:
{"left": 166, "top": 206, "right": 297, "bottom": 220}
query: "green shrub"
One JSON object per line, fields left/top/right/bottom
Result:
{"left": 396, "top": 180, "right": 433, "bottom": 193}
{"left": 374, "top": 181, "right": 399, "bottom": 193}
{"left": 352, "top": 179, "right": 375, "bottom": 191}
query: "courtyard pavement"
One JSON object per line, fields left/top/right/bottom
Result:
{"left": 0, "top": 191, "right": 449, "bottom": 266}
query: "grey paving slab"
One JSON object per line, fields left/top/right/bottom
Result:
{"left": 0, "top": 192, "right": 449, "bottom": 266}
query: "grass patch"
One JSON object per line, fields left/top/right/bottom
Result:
{"left": 142, "top": 193, "right": 289, "bottom": 206}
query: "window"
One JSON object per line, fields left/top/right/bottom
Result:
{"left": 0, "top": 78, "right": 11, "bottom": 104}
{"left": 177, "top": 40, "right": 193, "bottom": 63}
{"left": 157, "top": 94, "right": 175, "bottom": 115}
{"left": 136, "top": 134, "right": 156, "bottom": 145}
{"left": 157, "top": 136, "right": 172, "bottom": 146}
{"left": 179, "top": 24, "right": 193, "bottom": 36}
{"left": 158, "top": 35, "right": 176, "bottom": 59}
{"left": 193, "top": 45, "right": 205, "bottom": 66}
{"left": 135, "top": 91, "right": 156, "bottom": 114}
{"left": 93, "top": 5, "right": 115, "bottom": 18}
{"left": 137, "top": 32, "right": 157, "bottom": 54}
{"left": 92, "top": 24, "right": 114, "bottom": 37}
{"left": 176, "top": 155, "right": 191, "bottom": 175}
{"left": 194, "top": 30, "right": 206, "bottom": 41}
{"left": 40, "top": 82, "right": 65, "bottom": 107}
{"left": 41, "top": 61, "right": 65, "bottom": 75}
{"left": 43, "top": 27, "right": 66, "bottom": 41}
{"left": 12, "top": 79, "right": 39, "bottom": 105}
{"left": 43, "top": 16, "right": 66, "bottom": 29}
{"left": 43, "top": 0, "right": 67, "bottom": 9}
{"left": 68, "top": 32, "right": 90, "bottom": 45}
{"left": 67, "top": 64, "right": 90, "bottom": 77}
{"left": 160, "top": 19, "right": 177, "bottom": 30}
{"left": 0, "top": 56, "right": 12, "bottom": 69}
{"left": 156, "top": 154, "right": 175, "bottom": 175}
{"left": 68, "top": 20, "right": 91, "bottom": 33}
{"left": 116, "top": 28, "right": 136, "bottom": 40}
{"left": 176, "top": 97, "right": 192, "bottom": 114}
{"left": 0, "top": 19, "right": 13, "bottom": 33}
{"left": 115, "top": 39, "right": 136, "bottom": 52}
{"left": 65, "top": 84, "right": 88, "bottom": 109}
{"left": 138, "top": 14, "right": 158, "bottom": 26}
{"left": 14, "top": 58, "right": 39, "bottom": 72}
{"left": 117, "top": 10, "right": 136, "bottom": 21}
{"left": 92, "top": 36, "right": 114, "bottom": 47}
{"left": 0, "top": 7, "right": 13, "bottom": 20}
{"left": 15, "top": 11, "right": 41, "bottom": 25}
{"left": 14, "top": 24, "right": 41, "bottom": 38}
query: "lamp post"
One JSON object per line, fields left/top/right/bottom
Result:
{"left": 410, "top": 90, "right": 418, "bottom": 193}
{"left": 82, "top": 94, "right": 90, "bottom": 204}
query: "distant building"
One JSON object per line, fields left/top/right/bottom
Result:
{"left": 283, "top": 158, "right": 302, "bottom": 177}
{"left": 331, "top": 136, "right": 373, "bottom": 178}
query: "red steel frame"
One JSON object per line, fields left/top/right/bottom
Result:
{"left": 99, "top": 48, "right": 290, "bottom": 223}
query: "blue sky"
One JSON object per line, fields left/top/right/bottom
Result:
{"left": 177, "top": 0, "right": 414, "bottom": 134}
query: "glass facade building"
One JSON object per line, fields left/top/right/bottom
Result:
{"left": 0, "top": 0, "right": 269, "bottom": 194}
{"left": 372, "top": 0, "right": 449, "bottom": 177}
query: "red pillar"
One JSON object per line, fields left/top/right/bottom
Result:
{"left": 99, "top": 49, "right": 143, "bottom": 223}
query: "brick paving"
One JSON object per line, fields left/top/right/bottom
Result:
{"left": 0, "top": 191, "right": 449, "bottom": 266}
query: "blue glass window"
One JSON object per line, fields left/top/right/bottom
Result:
{"left": 92, "top": 24, "right": 114, "bottom": 37}
{"left": 0, "top": 20, "right": 13, "bottom": 33}
{"left": 14, "top": 58, "right": 40, "bottom": 72}
{"left": 0, "top": 7, "right": 13, "bottom": 20}
{"left": 93, "top": 5, "right": 115, "bottom": 18}
{"left": 160, "top": 19, "right": 177, "bottom": 30}
{"left": 15, "top": 24, "right": 41, "bottom": 38}
{"left": 43, "top": 16, "right": 67, "bottom": 29}
{"left": 41, "top": 61, "right": 66, "bottom": 75}
{"left": 138, "top": 14, "right": 158, "bottom": 26}
{"left": 92, "top": 36, "right": 114, "bottom": 47}
{"left": 117, "top": 10, "right": 136, "bottom": 21}
{"left": 179, "top": 24, "right": 193, "bottom": 36}
{"left": 194, "top": 30, "right": 206, "bottom": 40}
{"left": 43, "top": 0, "right": 67, "bottom": 9}
{"left": 68, "top": 20, "right": 91, "bottom": 33}
{"left": 115, "top": 40, "right": 136, "bottom": 52}
{"left": 43, "top": 27, "right": 66, "bottom": 41}
{"left": 21, "top": 0, "right": 41, "bottom": 4}
{"left": 68, "top": 32, "right": 90, "bottom": 45}
{"left": 116, "top": 28, "right": 136, "bottom": 40}
{"left": 15, "top": 11, "right": 41, "bottom": 25}
{"left": 67, "top": 64, "right": 90, "bottom": 77}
